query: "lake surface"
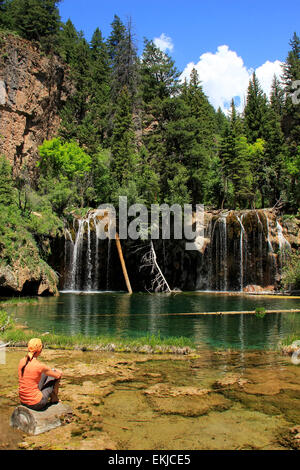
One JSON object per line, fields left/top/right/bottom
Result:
{"left": 9, "top": 292, "right": 300, "bottom": 350}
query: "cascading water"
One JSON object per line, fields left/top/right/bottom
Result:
{"left": 70, "top": 218, "right": 84, "bottom": 291}
{"left": 85, "top": 216, "right": 93, "bottom": 291}
{"left": 215, "top": 214, "right": 228, "bottom": 291}
{"left": 265, "top": 213, "right": 278, "bottom": 282}
{"left": 276, "top": 220, "right": 292, "bottom": 268}
{"left": 236, "top": 214, "right": 246, "bottom": 292}
{"left": 256, "top": 212, "right": 264, "bottom": 286}
{"left": 62, "top": 209, "right": 293, "bottom": 293}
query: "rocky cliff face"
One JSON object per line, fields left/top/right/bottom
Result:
{"left": 0, "top": 34, "right": 70, "bottom": 297}
{"left": 0, "top": 33, "right": 71, "bottom": 174}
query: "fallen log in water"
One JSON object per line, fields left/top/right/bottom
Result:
{"left": 10, "top": 403, "right": 73, "bottom": 435}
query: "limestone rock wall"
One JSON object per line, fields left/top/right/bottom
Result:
{"left": 0, "top": 33, "right": 71, "bottom": 174}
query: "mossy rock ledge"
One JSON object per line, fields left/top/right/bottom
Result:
{"left": 0, "top": 262, "right": 58, "bottom": 296}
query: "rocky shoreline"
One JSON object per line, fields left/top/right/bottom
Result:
{"left": 1, "top": 347, "right": 300, "bottom": 450}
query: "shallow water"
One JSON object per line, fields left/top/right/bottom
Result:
{"left": 1, "top": 348, "right": 299, "bottom": 450}
{"left": 8, "top": 292, "right": 300, "bottom": 349}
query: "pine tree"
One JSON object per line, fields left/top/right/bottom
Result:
{"left": 270, "top": 75, "right": 285, "bottom": 117}
{"left": 108, "top": 16, "right": 139, "bottom": 102}
{"left": 0, "top": 156, "right": 14, "bottom": 206}
{"left": 181, "top": 68, "right": 216, "bottom": 204}
{"left": 215, "top": 106, "right": 228, "bottom": 135}
{"left": 282, "top": 32, "right": 300, "bottom": 154}
{"left": 141, "top": 39, "right": 181, "bottom": 103}
{"left": 59, "top": 34, "right": 93, "bottom": 144}
{"left": 0, "top": 0, "right": 12, "bottom": 29}
{"left": 244, "top": 72, "right": 268, "bottom": 144}
{"left": 219, "top": 100, "right": 253, "bottom": 208}
{"left": 8, "top": 0, "right": 61, "bottom": 51}
{"left": 107, "top": 14, "right": 126, "bottom": 62}
{"left": 281, "top": 32, "right": 300, "bottom": 210}
{"left": 58, "top": 18, "right": 80, "bottom": 65}
{"left": 87, "top": 27, "right": 111, "bottom": 149}
{"left": 264, "top": 85, "right": 287, "bottom": 205}
{"left": 111, "top": 86, "right": 138, "bottom": 186}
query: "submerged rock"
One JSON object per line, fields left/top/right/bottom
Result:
{"left": 213, "top": 375, "right": 248, "bottom": 389}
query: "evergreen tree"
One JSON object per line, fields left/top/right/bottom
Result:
{"left": 263, "top": 101, "right": 287, "bottom": 205}
{"left": 281, "top": 32, "right": 300, "bottom": 210}
{"left": 108, "top": 16, "right": 139, "bottom": 102}
{"left": 110, "top": 86, "right": 138, "bottom": 186}
{"left": 141, "top": 39, "right": 181, "bottom": 103}
{"left": 58, "top": 18, "right": 80, "bottom": 65}
{"left": 215, "top": 106, "right": 228, "bottom": 135}
{"left": 219, "top": 100, "right": 254, "bottom": 208}
{"left": 86, "top": 27, "right": 111, "bottom": 150}
{"left": 244, "top": 72, "right": 268, "bottom": 143}
{"left": 282, "top": 32, "right": 300, "bottom": 154}
{"left": 0, "top": 156, "right": 14, "bottom": 206}
{"left": 107, "top": 14, "right": 126, "bottom": 62}
{"left": 181, "top": 68, "right": 216, "bottom": 204}
{"left": 59, "top": 34, "right": 93, "bottom": 144}
{"left": 0, "top": 0, "right": 12, "bottom": 29}
{"left": 270, "top": 75, "right": 285, "bottom": 117}
{"left": 233, "top": 136, "right": 254, "bottom": 208}
{"left": 8, "top": 0, "right": 61, "bottom": 51}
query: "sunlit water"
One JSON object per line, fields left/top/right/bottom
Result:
{"left": 8, "top": 292, "right": 300, "bottom": 349}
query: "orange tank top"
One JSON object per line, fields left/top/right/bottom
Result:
{"left": 18, "top": 357, "right": 46, "bottom": 405}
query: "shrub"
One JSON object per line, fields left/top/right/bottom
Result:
{"left": 0, "top": 310, "right": 14, "bottom": 332}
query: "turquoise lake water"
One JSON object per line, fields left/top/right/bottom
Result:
{"left": 8, "top": 292, "right": 300, "bottom": 350}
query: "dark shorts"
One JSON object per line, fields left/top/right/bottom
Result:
{"left": 22, "top": 372, "right": 58, "bottom": 411}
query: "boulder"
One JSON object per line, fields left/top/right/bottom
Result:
{"left": 10, "top": 403, "right": 73, "bottom": 435}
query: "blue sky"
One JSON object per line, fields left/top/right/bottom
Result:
{"left": 58, "top": 0, "right": 300, "bottom": 112}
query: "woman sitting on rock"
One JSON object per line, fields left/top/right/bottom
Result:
{"left": 18, "top": 338, "right": 62, "bottom": 411}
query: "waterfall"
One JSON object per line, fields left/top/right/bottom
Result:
{"left": 206, "top": 218, "right": 214, "bottom": 290}
{"left": 64, "top": 228, "right": 73, "bottom": 288}
{"left": 85, "top": 215, "right": 93, "bottom": 291}
{"left": 276, "top": 220, "right": 291, "bottom": 268}
{"left": 265, "top": 213, "right": 277, "bottom": 282}
{"left": 93, "top": 214, "right": 105, "bottom": 291}
{"left": 214, "top": 214, "right": 228, "bottom": 291}
{"left": 62, "top": 209, "right": 291, "bottom": 293}
{"left": 93, "top": 215, "right": 99, "bottom": 290}
{"left": 256, "top": 212, "right": 264, "bottom": 285}
{"left": 221, "top": 214, "right": 228, "bottom": 291}
{"left": 70, "top": 219, "right": 84, "bottom": 290}
{"left": 236, "top": 214, "right": 246, "bottom": 292}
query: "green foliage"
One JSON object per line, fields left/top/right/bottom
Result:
{"left": 281, "top": 251, "right": 300, "bottom": 290}
{"left": 1, "top": 15, "right": 300, "bottom": 219}
{"left": 244, "top": 72, "right": 268, "bottom": 144}
{"left": 255, "top": 307, "right": 266, "bottom": 318}
{"left": 38, "top": 138, "right": 92, "bottom": 179}
{"left": 5, "top": 0, "right": 61, "bottom": 51}
{"left": 0, "top": 155, "right": 15, "bottom": 205}
{"left": 0, "top": 310, "right": 14, "bottom": 332}
{"left": 111, "top": 86, "right": 139, "bottom": 186}
{"left": 165, "top": 163, "right": 191, "bottom": 205}
{"left": 0, "top": 322, "right": 195, "bottom": 350}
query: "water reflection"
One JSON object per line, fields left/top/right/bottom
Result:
{"left": 9, "top": 292, "right": 300, "bottom": 350}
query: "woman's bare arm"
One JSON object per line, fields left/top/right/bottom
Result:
{"left": 43, "top": 366, "right": 62, "bottom": 379}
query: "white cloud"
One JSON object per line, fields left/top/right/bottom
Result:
{"left": 153, "top": 33, "right": 174, "bottom": 53}
{"left": 181, "top": 45, "right": 283, "bottom": 113}
{"left": 255, "top": 60, "right": 283, "bottom": 98}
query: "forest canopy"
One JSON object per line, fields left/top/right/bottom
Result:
{"left": 0, "top": 0, "right": 299, "bottom": 216}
